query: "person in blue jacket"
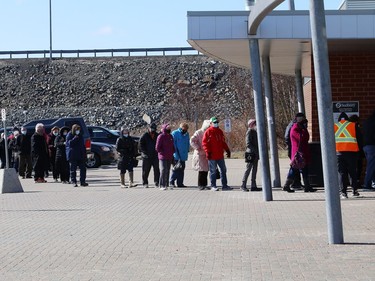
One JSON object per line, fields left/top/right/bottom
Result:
{"left": 66, "top": 124, "right": 88, "bottom": 187}
{"left": 170, "top": 123, "right": 190, "bottom": 187}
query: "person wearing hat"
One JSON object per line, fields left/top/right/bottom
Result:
{"left": 334, "top": 112, "right": 361, "bottom": 198}
{"left": 31, "top": 123, "right": 49, "bottom": 183}
{"left": 202, "top": 117, "right": 233, "bottom": 191}
{"left": 116, "top": 127, "right": 137, "bottom": 188}
{"left": 139, "top": 123, "right": 160, "bottom": 188}
{"left": 241, "top": 119, "right": 261, "bottom": 192}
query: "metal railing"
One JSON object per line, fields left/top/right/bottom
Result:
{"left": 0, "top": 47, "right": 199, "bottom": 59}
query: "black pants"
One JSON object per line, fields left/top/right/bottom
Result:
{"left": 56, "top": 157, "right": 70, "bottom": 182}
{"left": 198, "top": 171, "right": 208, "bottom": 187}
{"left": 142, "top": 157, "right": 160, "bottom": 185}
{"left": 337, "top": 152, "right": 358, "bottom": 194}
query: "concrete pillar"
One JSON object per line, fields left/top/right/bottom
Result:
{"left": 309, "top": 0, "right": 344, "bottom": 244}
{"left": 262, "top": 56, "right": 281, "bottom": 187}
{"left": 295, "top": 69, "right": 306, "bottom": 114}
{"left": 249, "top": 39, "right": 273, "bottom": 201}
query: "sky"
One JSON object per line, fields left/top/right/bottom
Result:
{"left": 0, "top": 0, "right": 344, "bottom": 51}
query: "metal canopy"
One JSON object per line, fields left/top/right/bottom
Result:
{"left": 187, "top": 10, "right": 375, "bottom": 76}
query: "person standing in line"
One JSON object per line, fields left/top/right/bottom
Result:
{"left": 8, "top": 128, "right": 20, "bottom": 172}
{"left": 17, "top": 126, "right": 33, "bottom": 179}
{"left": 334, "top": 112, "right": 361, "bottom": 198}
{"left": 362, "top": 110, "right": 375, "bottom": 191}
{"left": 47, "top": 126, "right": 59, "bottom": 182}
{"left": 0, "top": 133, "right": 6, "bottom": 168}
{"left": 31, "top": 123, "right": 49, "bottom": 183}
{"left": 155, "top": 124, "right": 175, "bottom": 190}
{"left": 202, "top": 117, "right": 232, "bottom": 191}
{"left": 283, "top": 115, "right": 317, "bottom": 193}
{"left": 170, "top": 123, "right": 190, "bottom": 187}
{"left": 66, "top": 124, "right": 88, "bottom": 187}
{"left": 54, "top": 126, "right": 70, "bottom": 183}
{"left": 116, "top": 127, "right": 137, "bottom": 188}
{"left": 284, "top": 114, "right": 303, "bottom": 189}
{"left": 190, "top": 120, "right": 211, "bottom": 190}
{"left": 241, "top": 119, "right": 262, "bottom": 192}
{"left": 139, "top": 123, "right": 160, "bottom": 188}
{"left": 348, "top": 114, "right": 364, "bottom": 189}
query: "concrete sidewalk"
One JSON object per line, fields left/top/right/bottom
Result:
{"left": 1, "top": 158, "right": 374, "bottom": 281}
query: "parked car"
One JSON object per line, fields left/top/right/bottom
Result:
{"left": 86, "top": 141, "right": 117, "bottom": 168}
{"left": 88, "top": 125, "right": 140, "bottom": 157}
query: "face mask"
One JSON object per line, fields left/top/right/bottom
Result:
{"left": 150, "top": 128, "right": 156, "bottom": 132}
{"left": 213, "top": 123, "right": 219, "bottom": 128}
{"left": 75, "top": 130, "right": 80, "bottom": 135}
{"left": 21, "top": 131, "right": 27, "bottom": 135}
{"left": 123, "top": 134, "right": 129, "bottom": 138}
{"left": 165, "top": 129, "right": 171, "bottom": 134}
{"left": 63, "top": 132, "right": 68, "bottom": 136}
{"left": 181, "top": 129, "right": 187, "bottom": 134}
{"left": 53, "top": 132, "right": 58, "bottom": 136}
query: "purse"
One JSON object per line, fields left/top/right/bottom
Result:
{"left": 172, "top": 160, "right": 183, "bottom": 171}
{"left": 291, "top": 151, "right": 305, "bottom": 169}
{"left": 244, "top": 152, "right": 255, "bottom": 163}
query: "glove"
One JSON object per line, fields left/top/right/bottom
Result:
{"left": 226, "top": 150, "right": 231, "bottom": 158}
{"left": 141, "top": 152, "right": 148, "bottom": 159}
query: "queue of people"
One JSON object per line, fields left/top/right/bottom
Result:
{"left": 0, "top": 123, "right": 88, "bottom": 187}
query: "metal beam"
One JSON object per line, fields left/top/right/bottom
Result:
{"left": 248, "top": 0, "right": 285, "bottom": 35}
{"left": 309, "top": 0, "right": 344, "bottom": 244}
{"left": 249, "top": 39, "right": 273, "bottom": 201}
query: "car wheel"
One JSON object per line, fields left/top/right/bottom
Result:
{"left": 86, "top": 153, "right": 101, "bottom": 168}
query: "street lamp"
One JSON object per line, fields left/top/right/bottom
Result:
{"left": 49, "top": 0, "right": 52, "bottom": 60}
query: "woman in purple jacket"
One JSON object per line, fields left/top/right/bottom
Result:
{"left": 155, "top": 124, "right": 175, "bottom": 190}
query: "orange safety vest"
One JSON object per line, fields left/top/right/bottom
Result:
{"left": 334, "top": 120, "right": 359, "bottom": 152}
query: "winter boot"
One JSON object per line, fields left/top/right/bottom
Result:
{"left": 250, "top": 180, "right": 262, "bottom": 191}
{"left": 282, "top": 179, "right": 295, "bottom": 193}
{"left": 303, "top": 177, "right": 317, "bottom": 192}
{"left": 120, "top": 174, "right": 126, "bottom": 188}
{"left": 129, "top": 172, "right": 137, "bottom": 187}
{"left": 240, "top": 182, "right": 249, "bottom": 192}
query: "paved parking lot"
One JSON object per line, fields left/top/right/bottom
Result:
{"left": 1, "top": 158, "right": 375, "bottom": 281}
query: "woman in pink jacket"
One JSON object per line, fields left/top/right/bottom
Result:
{"left": 155, "top": 124, "right": 175, "bottom": 190}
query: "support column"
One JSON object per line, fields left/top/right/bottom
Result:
{"left": 295, "top": 69, "right": 305, "bottom": 114}
{"left": 289, "top": 0, "right": 295, "bottom": 10}
{"left": 309, "top": 0, "right": 344, "bottom": 244}
{"left": 249, "top": 39, "right": 272, "bottom": 201}
{"left": 262, "top": 56, "right": 281, "bottom": 187}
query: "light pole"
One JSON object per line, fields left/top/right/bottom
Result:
{"left": 49, "top": 0, "right": 52, "bottom": 60}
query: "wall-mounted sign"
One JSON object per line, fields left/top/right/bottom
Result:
{"left": 332, "top": 101, "right": 359, "bottom": 122}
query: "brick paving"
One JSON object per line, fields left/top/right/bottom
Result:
{"left": 0, "top": 158, "right": 374, "bottom": 281}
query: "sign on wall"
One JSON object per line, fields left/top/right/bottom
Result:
{"left": 332, "top": 101, "right": 359, "bottom": 122}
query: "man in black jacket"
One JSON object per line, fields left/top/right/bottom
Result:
{"left": 17, "top": 126, "right": 33, "bottom": 178}
{"left": 139, "top": 123, "right": 160, "bottom": 188}
{"left": 363, "top": 110, "right": 375, "bottom": 190}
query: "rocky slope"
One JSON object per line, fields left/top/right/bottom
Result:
{"left": 0, "top": 55, "right": 253, "bottom": 130}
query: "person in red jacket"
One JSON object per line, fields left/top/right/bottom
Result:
{"left": 202, "top": 117, "right": 232, "bottom": 191}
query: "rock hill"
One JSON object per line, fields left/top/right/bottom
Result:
{"left": 0, "top": 55, "right": 254, "bottom": 130}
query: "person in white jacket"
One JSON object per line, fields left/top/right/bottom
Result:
{"left": 190, "top": 120, "right": 211, "bottom": 190}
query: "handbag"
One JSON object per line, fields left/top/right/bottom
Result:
{"left": 244, "top": 152, "right": 255, "bottom": 163}
{"left": 291, "top": 151, "right": 305, "bottom": 169}
{"left": 172, "top": 160, "right": 183, "bottom": 171}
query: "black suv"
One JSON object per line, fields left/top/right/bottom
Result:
{"left": 88, "top": 125, "right": 140, "bottom": 157}
{"left": 23, "top": 117, "right": 92, "bottom": 153}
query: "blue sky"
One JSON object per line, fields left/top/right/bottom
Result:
{"left": 0, "top": 0, "right": 343, "bottom": 51}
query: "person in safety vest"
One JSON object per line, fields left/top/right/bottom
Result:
{"left": 334, "top": 112, "right": 362, "bottom": 199}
